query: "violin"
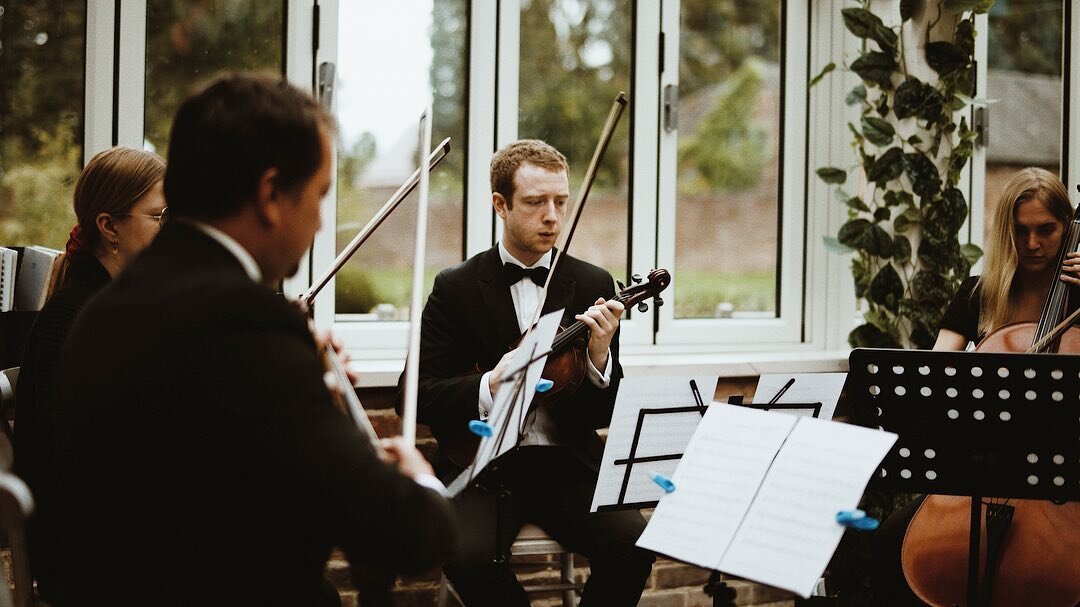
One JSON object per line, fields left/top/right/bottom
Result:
{"left": 438, "top": 269, "right": 671, "bottom": 467}
{"left": 901, "top": 202, "right": 1080, "bottom": 606}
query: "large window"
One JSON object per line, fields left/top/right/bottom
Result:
{"left": 0, "top": 2, "right": 86, "bottom": 249}
{"left": 331, "top": 0, "right": 468, "bottom": 321}
{"left": 982, "top": 0, "right": 1065, "bottom": 239}
{"left": 144, "top": 1, "right": 284, "bottom": 154}
{"left": 516, "top": 0, "right": 631, "bottom": 282}
{"left": 673, "top": 1, "right": 782, "bottom": 319}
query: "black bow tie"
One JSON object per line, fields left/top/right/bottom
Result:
{"left": 502, "top": 262, "right": 549, "bottom": 287}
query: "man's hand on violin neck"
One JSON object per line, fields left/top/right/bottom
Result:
{"left": 578, "top": 297, "right": 623, "bottom": 370}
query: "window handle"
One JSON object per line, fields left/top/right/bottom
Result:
{"left": 663, "top": 84, "right": 679, "bottom": 133}
{"left": 318, "top": 61, "right": 336, "bottom": 110}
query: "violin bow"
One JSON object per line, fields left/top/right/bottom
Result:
{"left": 528, "top": 91, "right": 628, "bottom": 329}
{"left": 399, "top": 108, "right": 434, "bottom": 447}
{"left": 300, "top": 137, "right": 452, "bottom": 308}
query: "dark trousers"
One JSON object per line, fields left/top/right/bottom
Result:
{"left": 444, "top": 446, "right": 655, "bottom": 607}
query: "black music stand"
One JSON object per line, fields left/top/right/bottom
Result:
{"left": 466, "top": 341, "right": 546, "bottom": 564}
{"left": 845, "top": 347, "right": 1080, "bottom": 607}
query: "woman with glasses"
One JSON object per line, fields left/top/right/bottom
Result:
{"left": 14, "top": 146, "right": 165, "bottom": 601}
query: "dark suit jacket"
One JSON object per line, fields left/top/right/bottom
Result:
{"left": 14, "top": 255, "right": 110, "bottom": 597}
{"left": 412, "top": 245, "right": 623, "bottom": 476}
{"left": 51, "top": 222, "right": 455, "bottom": 606}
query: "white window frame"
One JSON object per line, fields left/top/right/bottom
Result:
{"left": 653, "top": 1, "right": 810, "bottom": 347}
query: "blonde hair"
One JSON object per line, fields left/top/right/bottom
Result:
{"left": 977, "top": 167, "right": 1073, "bottom": 335}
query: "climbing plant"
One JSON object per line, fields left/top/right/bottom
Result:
{"left": 812, "top": 0, "right": 995, "bottom": 349}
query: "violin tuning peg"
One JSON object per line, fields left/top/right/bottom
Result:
{"left": 617, "top": 280, "right": 626, "bottom": 291}
{"left": 632, "top": 273, "right": 643, "bottom": 284}
{"left": 655, "top": 296, "right": 664, "bottom": 307}
{"left": 637, "top": 302, "right": 649, "bottom": 313}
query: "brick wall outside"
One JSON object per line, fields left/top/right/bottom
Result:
{"left": 339, "top": 378, "right": 798, "bottom": 606}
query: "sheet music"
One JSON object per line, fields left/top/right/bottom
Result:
{"left": 589, "top": 375, "right": 718, "bottom": 512}
{"left": 637, "top": 405, "right": 897, "bottom": 597}
{"left": 719, "top": 417, "right": 897, "bottom": 596}
{"left": 636, "top": 405, "right": 796, "bottom": 568}
{"left": 470, "top": 309, "right": 562, "bottom": 475}
{"left": 753, "top": 373, "right": 847, "bottom": 420}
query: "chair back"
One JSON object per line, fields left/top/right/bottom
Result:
{"left": 0, "top": 471, "right": 34, "bottom": 607}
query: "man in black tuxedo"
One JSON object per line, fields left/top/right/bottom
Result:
{"left": 50, "top": 74, "right": 455, "bottom": 606}
{"left": 411, "top": 140, "right": 655, "bottom": 606}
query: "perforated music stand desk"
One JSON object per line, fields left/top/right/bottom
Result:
{"left": 845, "top": 347, "right": 1080, "bottom": 607}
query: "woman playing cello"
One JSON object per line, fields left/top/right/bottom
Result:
{"left": 873, "top": 166, "right": 1080, "bottom": 606}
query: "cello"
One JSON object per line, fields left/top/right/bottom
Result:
{"left": 900, "top": 196, "right": 1080, "bottom": 607}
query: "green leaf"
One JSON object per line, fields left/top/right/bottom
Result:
{"left": 869, "top": 264, "right": 904, "bottom": 312}
{"left": 861, "top": 116, "right": 896, "bottom": 146}
{"left": 960, "top": 243, "right": 983, "bottom": 265}
{"left": 912, "top": 270, "right": 952, "bottom": 300}
{"left": 934, "top": 188, "right": 969, "bottom": 233}
{"left": 894, "top": 214, "right": 911, "bottom": 233}
{"left": 926, "top": 41, "right": 968, "bottom": 76}
{"left": 845, "top": 195, "right": 871, "bottom": 212}
{"left": 876, "top": 94, "right": 891, "bottom": 117}
{"left": 907, "top": 134, "right": 923, "bottom": 146}
{"left": 853, "top": 258, "right": 871, "bottom": 298}
{"left": 839, "top": 219, "right": 895, "bottom": 258}
{"left": 848, "top": 121, "right": 865, "bottom": 143}
{"left": 867, "top": 147, "right": 904, "bottom": 184}
{"left": 900, "top": 0, "right": 918, "bottom": 21}
{"left": 848, "top": 323, "right": 902, "bottom": 348}
{"left": 894, "top": 78, "right": 945, "bottom": 121}
{"left": 893, "top": 235, "right": 913, "bottom": 262}
{"left": 871, "top": 23, "right": 899, "bottom": 56}
{"left": 943, "top": 0, "right": 996, "bottom": 14}
{"left": 841, "top": 8, "right": 879, "bottom": 39}
{"left": 874, "top": 207, "right": 891, "bottom": 223}
{"left": 846, "top": 84, "right": 868, "bottom": 106}
{"left": 955, "top": 17, "right": 976, "bottom": 56}
{"left": 816, "top": 167, "right": 848, "bottom": 184}
{"left": 902, "top": 152, "right": 942, "bottom": 199}
{"left": 809, "top": 62, "right": 836, "bottom": 88}
{"left": 851, "top": 52, "right": 898, "bottom": 89}
{"left": 824, "top": 236, "right": 854, "bottom": 253}
{"left": 865, "top": 308, "right": 894, "bottom": 333}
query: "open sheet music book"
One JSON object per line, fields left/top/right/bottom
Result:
{"left": 637, "top": 404, "right": 897, "bottom": 597}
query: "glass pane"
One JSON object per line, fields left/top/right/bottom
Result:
{"left": 983, "top": 1, "right": 1064, "bottom": 240}
{"left": 517, "top": 0, "right": 630, "bottom": 282}
{"left": 674, "top": 1, "right": 781, "bottom": 318}
{"left": 334, "top": 0, "right": 467, "bottom": 319}
{"left": 0, "top": 3, "right": 86, "bottom": 249}
{"left": 145, "top": 1, "right": 285, "bottom": 154}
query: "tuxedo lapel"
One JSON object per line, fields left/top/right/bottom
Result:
{"left": 542, "top": 270, "right": 577, "bottom": 327}
{"left": 477, "top": 247, "right": 523, "bottom": 349}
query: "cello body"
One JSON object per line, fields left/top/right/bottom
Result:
{"left": 901, "top": 321, "right": 1080, "bottom": 606}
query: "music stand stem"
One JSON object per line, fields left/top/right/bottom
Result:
{"left": 968, "top": 495, "right": 981, "bottom": 607}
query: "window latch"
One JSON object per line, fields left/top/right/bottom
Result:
{"left": 663, "top": 84, "right": 678, "bottom": 133}
{"left": 974, "top": 106, "right": 988, "bottom": 149}
{"left": 318, "top": 62, "right": 336, "bottom": 110}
